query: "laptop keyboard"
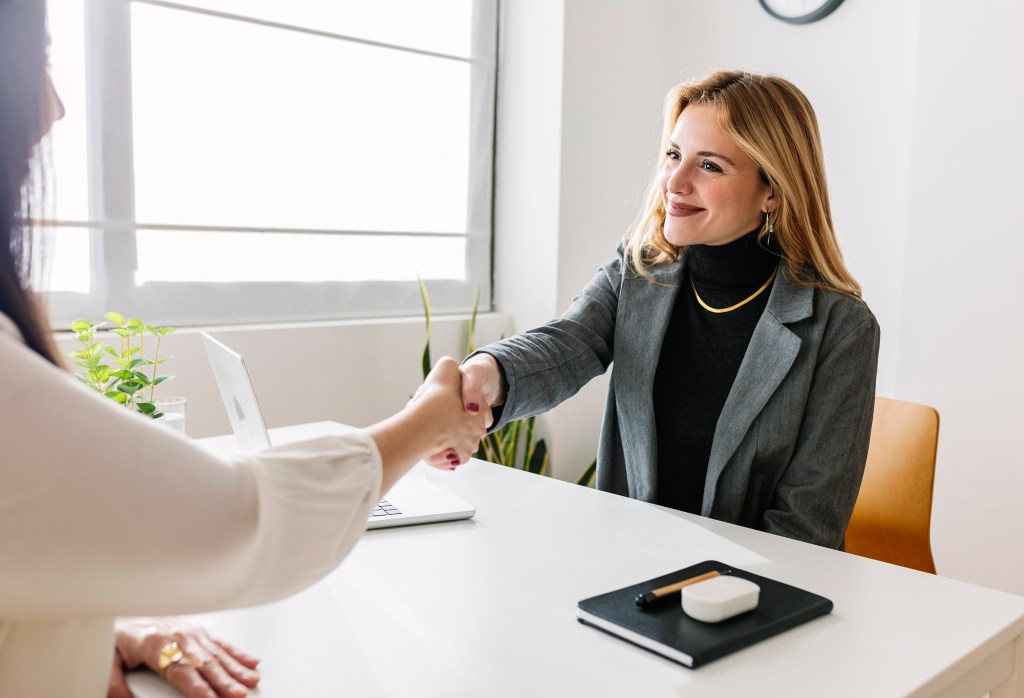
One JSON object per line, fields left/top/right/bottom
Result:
{"left": 370, "top": 497, "right": 403, "bottom": 519}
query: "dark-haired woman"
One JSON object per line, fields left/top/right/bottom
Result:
{"left": 0, "top": 1, "right": 485, "bottom": 695}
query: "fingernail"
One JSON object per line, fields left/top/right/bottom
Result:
{"left": 467, "top": 402, "right": 480, "bottom": 413}
{"left": 449, "top": 465, "right": 457, "bottom": 471}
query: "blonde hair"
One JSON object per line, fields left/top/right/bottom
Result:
{"left": 623, "top": 71, "right": 861, "bottom": 297}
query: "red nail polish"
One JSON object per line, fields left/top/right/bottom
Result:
{"left": 467, "top": 402, "right": 480, "bottom": 413}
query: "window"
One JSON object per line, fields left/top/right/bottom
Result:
{"left": 43, "top": 0, "right": 497, "bottom": 327}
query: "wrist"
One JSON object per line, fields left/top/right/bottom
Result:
{"left": 467, "top": 352, "right": 507, "bottom": 407}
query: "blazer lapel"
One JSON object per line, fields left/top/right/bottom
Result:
{"left": 614, "top": 256, "right": 683, "bottom": 501}
{"left": 703, "top": 269, "right": 814, "bottom": 511}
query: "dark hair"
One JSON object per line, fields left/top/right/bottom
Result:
{"left": 0, "top": 0, "right": 61, "bottom": 365}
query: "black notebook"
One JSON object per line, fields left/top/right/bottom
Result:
{"left": 576, "top": 560, "right": 832, "bottom": 668}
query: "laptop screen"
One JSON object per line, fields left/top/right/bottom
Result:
{"left": 201, "top": 332, "right": 272, "bottom": 451}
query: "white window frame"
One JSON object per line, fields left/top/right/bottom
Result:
{"left": 46, "top": 0, "right": 497, "bottom": 328}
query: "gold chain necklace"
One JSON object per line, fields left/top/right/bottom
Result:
{"left": 691, "top": 267, "right": 777, "bottom": 314}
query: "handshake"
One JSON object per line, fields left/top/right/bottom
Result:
{"left": 405, "top": 353, "right": 506, "bottom": 470}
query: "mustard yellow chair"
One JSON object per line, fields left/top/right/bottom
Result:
{"left": 845, "top": 397, "right": 940, "bottom": 574}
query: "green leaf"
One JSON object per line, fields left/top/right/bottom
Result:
{"left": 155, "top": 327, "right": 176, "bottom": 336}
{"left": 117, "top": 381, "right": 144, "bottom": 395}
{"left": 128, "top": 358, "right": 147, "bottom": 369}
{"left": 418, "top": 276, "right": 432, "bottom": 380}
{"left": 575, "top": 458, "right": 597, "bottom": 487}
{"left": 526, "top": 439, "right": 549, "bottom": 475}
{"left": 73, "top": 331, "right": 94, "bottom": 343}
{"left": 480, "top": 434, "right": 502, "bottom": 464}
{"left": 490, "top": 420, "right": 520, "bottom": 468}
{"left": 111, "top": 369, "right": 134, "bottom": 381}
{"left": 523, "top": 416, "right": 537, "bottom": 470}
{"left": 466, "top": 287, "right": 480, "bottom": 356}
{"left": 150, "top": 410, "right": 164, "bottom": 420}
{"left": 111, "top": 392, "right": 129, "bottom": 404}
{"left": 137, "top": 402, "right": 157, "bottom": 415}
{"left": 104, "top": 311, "right": 126, "bottom": 326}
{"left": 68, "top": 319, "right": 93, "bottom": 332}
{"left": 110, "top": 328, "right": 131, "bottom": 338}
{"left": 86, "top": 342, "right": 103, "bottom": 354}
{"left": 126, "top": 318, "right": 144, "bottom": 329}
{"left": 132, "top": 372, "right": 152, "bottom": 386}
{"left": 104, "top": 346, "right": 119, "bottom": 357}
{"left": 152, "top": 375, "right": 171, "bottom": 385}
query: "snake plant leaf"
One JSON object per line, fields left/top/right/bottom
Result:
{"left": 523, "top": 416, "right": 537, "bottom": 467}
{"left": 466, "top": 287, "right": 479, "bottom": 356}
{"left": 526, "top": 439, "right": 549, "bottom": 475}
{"left": 506, "top": 420, "right": 522, "bottom": 467}
{"left": 418, "top": 276, "right": 432, "bottom": 380}
{"left": 576, "top": 458, "right": 598, "bottom": 487}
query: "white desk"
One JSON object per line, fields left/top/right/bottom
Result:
{"left": 131, "top": 422, "right": 1024, "bottom": 697}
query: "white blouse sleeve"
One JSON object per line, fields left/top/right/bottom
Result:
{"left": 0, "top": 325, "right": 382, "bottom": 620}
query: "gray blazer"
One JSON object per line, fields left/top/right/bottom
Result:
{"left": 481, "top": 246, "right": 880, "bottom": 549}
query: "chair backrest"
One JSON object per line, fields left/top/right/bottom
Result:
{"left": 845, "top": 397, "right": 940, "bottom": 574}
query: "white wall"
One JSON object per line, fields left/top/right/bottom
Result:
{"left": 496, "top": 0, "right": 1024, "bottom": 595}
{"left": 899, "top": 0, "right": 1024, "bottom": 595}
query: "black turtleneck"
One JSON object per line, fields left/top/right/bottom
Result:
{"left": 653, "top": 231, "right": 780, "bottom": 514}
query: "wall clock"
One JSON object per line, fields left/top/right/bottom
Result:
{"left": 758, "top": 0, "right": 845, "bottom": 24}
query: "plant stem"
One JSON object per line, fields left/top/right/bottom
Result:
{"left": 149, "top": 334, "right": 162, "bottom": 403}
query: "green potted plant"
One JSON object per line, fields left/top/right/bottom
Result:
{"left": 66, "top": 312, "right": 176, "bottom": 420}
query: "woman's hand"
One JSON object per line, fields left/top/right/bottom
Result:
{"left": 409, "top": 357, "right": 488, "bottom": 467}
{"left": 420, "top": 353, "right": 505, "bottom": 469}
{"left": 457, "top": 353, "right": 505, "bottom": 429}
{"left": 109, "top": 617, "right": 260, "bottom": 698}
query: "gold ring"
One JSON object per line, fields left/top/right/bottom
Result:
{"left": 157, "top": 642, "right": 185, "bottom": 679}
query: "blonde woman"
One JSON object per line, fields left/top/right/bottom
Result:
{"left": 457, "top": 71, "right": 879, "bottom": 549}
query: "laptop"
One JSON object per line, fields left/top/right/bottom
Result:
{"left": 200, "top": 332, "right": 475, "bottom": 529}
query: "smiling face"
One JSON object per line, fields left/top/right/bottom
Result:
{"left": 659, "top": 103, "right": 775, "bottom": 247}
